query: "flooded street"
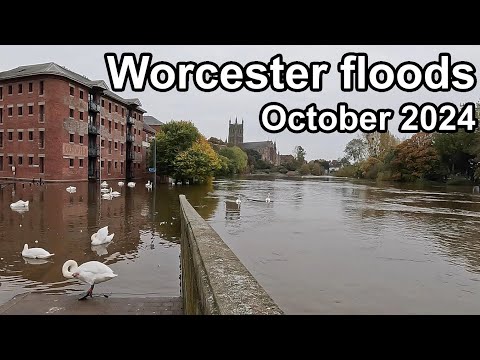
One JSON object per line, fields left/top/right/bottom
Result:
{"left": 2, "top": 177, "right": 480, "bottom": 314}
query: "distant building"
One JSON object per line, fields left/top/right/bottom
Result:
{"left": 279, "top": 154, "right": 295, "bottom": 165}
{"left": 227, "top": 118, "right": 280, "bottom": 165}
{"left": 0, "top": 62, "right": 151, "bottom": 182}
{"left": 143, "top": 115, "right": 164, "bottom": 133}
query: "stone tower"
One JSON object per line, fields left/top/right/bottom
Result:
{"left": 228, "top": 117, "right": 243, "bottom": 146}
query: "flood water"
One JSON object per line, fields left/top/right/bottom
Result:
{"left": 2, "top": 176, "right": 480, "bottom": 314}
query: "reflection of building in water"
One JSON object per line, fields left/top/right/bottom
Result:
{"left": 225, "top": 200, "right": 241, "bottom": 221}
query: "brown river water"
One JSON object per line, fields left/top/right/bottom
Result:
{"left": 1, "top": 176, "right": 480, "bottom": 314}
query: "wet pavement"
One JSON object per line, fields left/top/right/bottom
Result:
{"left": 0, "top": 292, "right": 183, "bottom": 315}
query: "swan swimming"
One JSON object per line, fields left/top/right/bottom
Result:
{"left": 22, "top": 244, "right": 54, "bottom": 259}
{"left": 62, "top": 259, "right": 118, "bottom": 300}
{"left": 10, "top": 200, "right": 29, "bottom": 209}
{"left": 66, "top": 186, "right": 76, "bottom": 193}
{"left": 101, "top": 181, "right": 108, "bottom": 187}
{"left": 145, "top": 180, "right": 152, "bottom": 190}
{"left": 91, "top": 225, "right": 115, "bottom": 245}
{"left": 266, "top": 193, "right": 271, "bottom": 203}
{"left": 100, "top": 187, "right": 111, "bottom": 194}
{"left": 127, "top": 182, "right": 136, "bottom": 188}
{"left": 118, "top": 181, "right": 124, "bottom": 187}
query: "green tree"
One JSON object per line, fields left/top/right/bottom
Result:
{"left": 218, "top": 146, "right": 248, "bottom": 175}
{"left": 433, "top": 130, "right": 477, "bottom": 177}
{"left": 344, "top": 138, "right": 366, "bottom": 163}
{"left": 294, "top": 145, "right": 307, "bottom": 163}
{"left": 173, "top": 136, "right": 222, "bottom": 183}
{"left": 155, "top": 120, "right": 201, "bottom": 176}
{"left": 311, "top": 163, "right": 324, "bottom": 176}
{"left": 299, "top": 163, "right": 310, "bottom": 175}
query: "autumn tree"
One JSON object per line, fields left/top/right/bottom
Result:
{"left": 390, "top": 132, "right": 444, "bottom": 181}
{"left": 344, "top": 138, "right": 366, "bottom": 163}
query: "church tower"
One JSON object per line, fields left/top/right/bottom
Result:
{"left": 228, "top": 117, "right": 244, "bottom": 146}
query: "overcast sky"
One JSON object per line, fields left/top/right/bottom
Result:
{"left": 0, "top": 45, "right": 479, "bottom": 160}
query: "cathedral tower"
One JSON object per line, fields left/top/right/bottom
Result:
{"left": 228, "top": 117, "right": 244, "bottom": 146}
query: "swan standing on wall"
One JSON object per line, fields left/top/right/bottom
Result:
{"left": 91, "top": 225, "right": 115, "bottom": 245}
{"left": 62, "top": 259, "right": 118, "bottom": 300}
{"left": 22, "top": 244, "right": 54, "bottom": 259}
{"left": 236, "top": 196, "right": 241, "bottom": 205}
{"left": 66, "top": 186, "right": 76, "bottom": 193}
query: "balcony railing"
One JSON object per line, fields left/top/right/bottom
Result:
{"left": 127, "top": 116, "right": 135, "bottom": 125}
{"left": 88, "top": 100, "right": 100, "bottom": 113}
{"left": 126, "top": 151, "right": 135, "bottom": 161}
{"left": 88, "top": 145, "right": 100, "bottom": 157}
{"left": 126, "top": 133, "right": 135, "bottom": 142}
{"left": 88, "top": 123, "right": 100, "bottom": 135}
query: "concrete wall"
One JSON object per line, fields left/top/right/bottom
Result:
{"left": 179, "top": 194, "right": 283, "bottom": 315}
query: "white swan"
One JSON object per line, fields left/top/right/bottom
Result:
{"left": 66, "top": 186, "right": 76, "bottom": 193}
{"left": 127, "top": 182, "right": 136, "bottom": 188}
{"left": 22, "top": 244, "right": 54, "bottom": 259}
{"left": 235, "top": 196, "right": 241, "bottom": 205}
{"left": 101, "top": 181, "right": 108, "bottom": 187}
{"left": 145, "top": 180, "right": 152, "bottom": 190}
{"left": 10, "top": 200, "right": 29, "bottom": 209}
{"left": 100, "top": 187, "right": 110, "bottom": 194}
{"left": 91, "top": 225, "right": 115, "bottom": 245}
{"left": 118, "top": 181, "right": 124, "bottom": 187}
{"left": 266, "top": 193, "right": 271, "bottom": 203}
{"left": 62, "top": 259, "right": 118, "bottom": 300}
{"left": 110, "top": 188, "right": 121, "bottom": 197}
{"left": 101, "top": 191, "right": 114, "bottom": 200}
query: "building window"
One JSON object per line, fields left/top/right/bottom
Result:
{"left": 18, "top": 156, "right": 23, "bottom": 165}
{"left": 0, "top": 156, "right": 3, "bottom": 171}
{"left": 108, "top": 160, "right": 111, "bottom": 174}
{"left": 108, "top": 141, "right": 112, "bottom": 154}
{"left": 39, "top": 105, "right": 45, "bottom": 122}
{"left": 121, "top": 124, "right": 124, "bottom": 133}
{"left": 121, "top": 162, "right": 124, "bottom": 174}
{"left": 18, "top": 131, "right": 23, "bottom": 141}
{"left": 109, "top": 103, "right": 111, "bottom": 113}
{"left": 101, "top": 118, "right": 104, "bottom": 126}
{"left": 28, "top": 82, "right": 33, "bottom": 93}
{"left": 8, "top": 156, "right": 13, "bottom": 165}
{"left": 28, "top": 156, "right": 33, "bottom": 165}
{"left": 115, "top": 105, "right": 118, "bottom": 112}
{"left": 0, "top": 109, "right": 3, "bottom": 123}
{"left": 101, "top": 160, "right": 104, "bottom": 168}
{"left": 122, "top": 108, "right": 125, "bottom": 117}
{"left": 0, "top": 86, "right": 3, "bottom": 99}
{"left": 139, "top": 115, "right": 142, "bottom": 121}
{"left": 8, "top": 85, "right": 12, "bottom": 95}
{"left": 69, "top": 158, "right": 74, "bottom": 167}
{"left": 115, "top": 122, "right": 118, "bottom": 130}
{"left": 70, "top": 86, "right": 74, "bottom": 96}
{"left": 18, "top": 84, "right": 22, "bottom": 94}
{"left": 0, "top": 133, "right": 3, "bottom": 147}
{"left": 8, "top": 131, "right": 13, "bottom": 140}
{"left": 79, "top": 135, "right": 84, "bottom": 144}
{"left": 69, "top": 109, "right": 74, "bottom": 118}
{"left": 8, "top": 107, "right": 12, "bottom": 116}
{"left": 134, "top": 128, "right": 136, "bottom": 135}
{"left": 79, "top": 158, "right": 84, "bottom": 168}
{"left": 69, "top": 134, "right": 74, "bottom": 143}
{"left": 28, "top": 105, "right": 33, "bottom": 115}
{"left": 108, "top": 120, "right": 112, "bottom": 133}
{"left": 101, "top": 139, "right": 105, "bottom": 147}
{"left": 79, "top": 111, "right": 84, "bottom": 120}
{"left": 134, "top": 113, "right": 137, "bottom": 119}
{"left": 18, "top": 106, "right": 23, "bottom": 116}
{"left": 79, "top": 90, "right": 84, "bottom": 99}
{"left": 101, "top": 99, "right": 105, "bottom": 107}
{"left": 28, "top": 131, "right": 33, "bottom": 141}
{"left": 39, "top": 131, "right": 44, "bottom": 148}
{"left": 115, "top": 161, "right": 118, "bottom": 169}
{"left": 139, "top": 130, "right": 141, "bottom": 136}
{"left": 39, "top": 81, "right": 44, "bottom": 95}
{"left": 121, "top": 143, "right": 124, "bottom": 154}
{"left": 114, "top": 141, "right": 118, "bottom": 150}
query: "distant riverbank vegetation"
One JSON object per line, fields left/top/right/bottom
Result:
{"left": 335, "top": 129, "right": 480, "bottom": 185}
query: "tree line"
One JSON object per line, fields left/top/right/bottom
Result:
{"left": 336, "top": 127, "right": 480, "bottom": 185}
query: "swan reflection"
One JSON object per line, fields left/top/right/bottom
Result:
{"left": 23, "top": 257, "right": 49, "bottom": 265}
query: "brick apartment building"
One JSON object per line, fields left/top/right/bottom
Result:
{"left": 0, "top": 62, "right": 151, "bottom": 182}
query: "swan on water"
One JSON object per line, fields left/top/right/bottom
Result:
{"left": 118, "top": 181, "right": 124, "bottom": 187}
{"left": 145, "top": 180, "right": 152, "bottom": 190}
{"left": 100, "top": 187, "right": 110, "bottom": 194}
{"left": 266, "top": 193, "right": 271, "bottom": 203}
{"left": 10, "top": 200, "right": 29, "bottom": 209}
{"left": 110, "top": 188, "right": 121, "bottom": 196}
{"left": 101, "top": 191, "right": 114, "bottom": 200}
{"left": 66, "top": 186, "right": 76, "bottom": 193}
{"left": 22, "top": 244, "right": 54, "bottom": 259}
{"left": 127, "top": 182, "right": 136, "bottom": 188}
{"left": 62, "top": 259, "right": 118, "bottom": 300}
{"left": 101, "top": 181, "right": 108, "bottom": 187}
{"left": 91, "top": 225, "right": 115, "bottom": 246}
